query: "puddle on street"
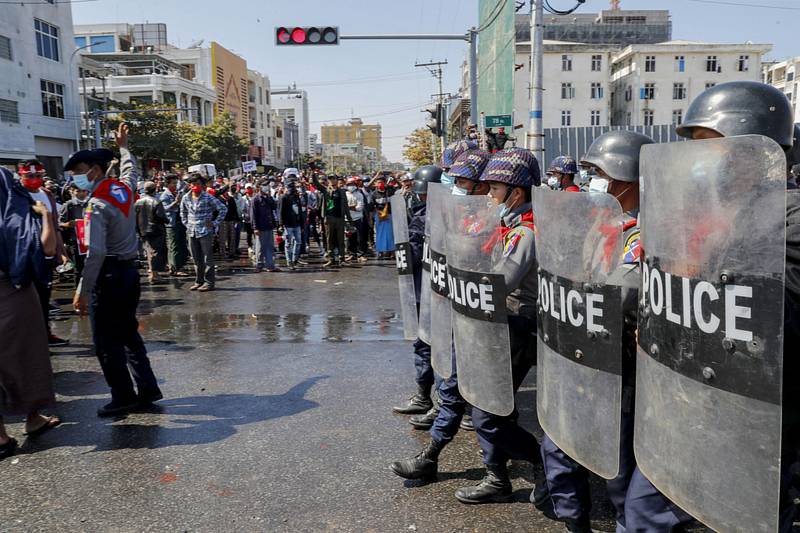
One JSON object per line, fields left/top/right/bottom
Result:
{"left": 137, "top": 312, "right": 404, "bottom": 343}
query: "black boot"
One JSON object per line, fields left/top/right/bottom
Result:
{"left": 390, "top": 440, "right": 443, "bottom": 480}
{"left": 392, "top": 384, "right": 433, "bottom": 415}
{"left": 563, "top": 518, "right": 592, "bottom": 533}
{"left": 454, "top": 463, "right": 513, "bottom": 504}
{"left": 409, "top": 405, "right": 440, "bottom": 429}
{"left": 459, "top": 414, "right": 475, "bottom": 431}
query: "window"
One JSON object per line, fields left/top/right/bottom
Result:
{"left": 562, "top": 54, "right": 572, "bottom": 71}
{"left": 706, "top": 55, "right": 719, "bottom": 72}
{"left": 625, "top": 112, "right": 631, "bottom": 126}
{"left": 591, "top": 82, "right": 604, "bottom": 99}
{"left": 184, "top": 64, "right": 195, "bottom": 81}
{"left": 642, "top": 83, "right": 656, "bottom": 100}
{"left": 674, "top": 55, "right": 685, "bottom": 72}
{"left": 561, "top": 110, "right": 571, "bottom": 127}
{"left": 34, "top": 19, "right": 60, "bottom": 61}
{"left": 74, "top": 36, "right": 86, "bottom": 48}
{"left": 738, "top": 55, "right": 750, "bottom": 72}
{"left": 89, "top": 35, "right": 114, "bottom": 53}
{"left": 705, "top": 82, "right": 716, "bottom": 89}
{"left": 672, "top": 109, "right": 683, "bottom": 125}
{"left": 643, "top": 109, "right": 654, "bottom": 126}
{"left": 788, "top": 72, "right": 795, "bottom": 82}
{"left": 0, "top": 99, "right": 19, "bottom": 123}
{"left": 591, "top": 54, "right": 602, "bottom": 71}
{"left": 787, "top": 92, "right": 793, "bottom": 102}
{"left": 590, "top": 110, "right": 601, "bottom": 126}
{"left": 624, "top": 85, "right": 632, "bottom": 101}
{"left": 561, "top": 82, "right": 575, "bottom": 99}
{"left": 645, "top": 55, "right": 656, "bottom": 72}
{"left": 258, "top": 87, "right": 263, "bottom": 105}
{"left": 0, "top": 35, "right": 12, "bottom": 61}
{"left": 40, "top": 79, "right": 65, "bottom": 119}
{"left": 673, "top": 82, "right": 686, "bottom": 100}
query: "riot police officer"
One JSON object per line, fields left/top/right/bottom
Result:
{"left": 393, "top": 165, "right": 442, "bottom": 416}
{"left": 67, "top": 124, "right": 162, "bottom": 417}
{"left": 546, "top": 156, "right": 580, "bottom": 192}
{"left": 390, "top": 149, "right": 492, "bottom": 480}
{"left": 536, "top": 131, "right": 654, "bottom": 533}
{"left": 450, "top": 148, "right": 543, "bottom": 504}
{"left": 626, "top": 80, "right": 798, "bottom": 532}
{"left": 441, "top": 140, "right": 478, "bottom": 180}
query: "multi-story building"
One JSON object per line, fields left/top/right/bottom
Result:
{"left": 1, "top": 2, "right": 81, "bottom": 176}
{"left": 514, "top": 41, "right": 618, "bottom": 131}
{"left": 509, "top": 40, "right": 769, "bottom": 137}
{"left": 515, "top": 9, "right": 672, "bottom": 45}
{"left": 74, "top": 23, "right": 133, "bottom": 53}
{"left": 321, "top": 118, "right": 382, "bottom": 159}
{"left": 77, "top": 52, "right": 215, "bottom": 125}
{"left": 763, "top": 57, "right": 800, "bottom": 123}
{"left": 610, "top": 41, "right": 769, "bottom": 127}
{"left": 308, "top": 133, "right": 319, "bottom": 156}
{"left": 273, "top": 87, "right": 310, "bottom": 154}
{"left": 162, "top": 41, "right": 249, "bottom": 139}
{"left": 284, "top": 119, "right": 299, "bottom": 167}
{"left": 247, "top": 69, "right": 274, "bottom": 165}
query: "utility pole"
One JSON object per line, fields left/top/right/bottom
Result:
{"left": 527, "top": 0, "right": 544, "bottom": 173}
{"left": 415, "top": 60, "right": 448, "bottom": 158}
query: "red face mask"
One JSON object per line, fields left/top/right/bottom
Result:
{"left": 246, "top": 189, "right": 254, "bottom": 196}
{"left": 376, "top": 182, "right": 386, "bottom": 191}
{"left": 191, "top": 185, "right": 204, "bottom": 194}
{"left": 22, "top": 177, "right": 44, "bottom": 192}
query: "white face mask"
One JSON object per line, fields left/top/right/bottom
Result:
{"left": 260, "top": 186, "right": 269, "bottom": 194}
{"left": 451, "top": 185, "right": 468, "bottom": 196}
{"left": 588, "top": 177, "right": 610, "bottom": 194}
{"left": 547, "top": 176, "right": 559, "bottom": 189}
{"left": 347, "top": 185, "right": 356, "bottom": 192}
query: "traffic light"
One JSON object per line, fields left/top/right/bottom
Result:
{"left": 424, "top": 104, "right": 444, "bottom": 136}
{"left": 275, "top": 26, "right": 339, "bottom": 46}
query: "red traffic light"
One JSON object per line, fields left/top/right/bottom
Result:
{"left": 275, "top": 26, "right": 339, "bottom": 46}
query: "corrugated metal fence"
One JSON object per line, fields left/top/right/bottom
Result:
{"left": 543, "top": 124, "right": 682, "bottom": 165}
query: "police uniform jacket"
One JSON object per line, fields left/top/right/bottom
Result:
{"left": 408, "top": 201, "right": 426, "bottom": 302}
{"left": 494, "top": 202, "right": 537, "bottom": 318}
{"left": 78, "top": 147, "right": 140, "bottom": 297}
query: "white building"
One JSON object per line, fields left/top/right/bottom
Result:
{"left": 273, "top": 88, "right": 310, "bottom": 154}
{"left": 0, "top": 3, "right": 81, "bottom": 176}
{"left": 610, "top": 41, "right": 769, "bottom": 127}
{"left": 508, "top": 39, "right": 770, "bottom": 140}
{"left": 514, "top": 41, "right": 618, "bottom": 131}
{"left": 73, "top": 23, "right": 133, "bottom": 53}
{"left": 78, "top": 53, "right": 215, "bottom": 125}
{"left": 247, "top": 69, "right": 274, "bottom": 166}
{"left": 763, "top": 57, "right": 800, "bottom": 123}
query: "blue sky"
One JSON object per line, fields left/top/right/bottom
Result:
{"left": 72, "top": 0, "right": 799, "bottom": 162}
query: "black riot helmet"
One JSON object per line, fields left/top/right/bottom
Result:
{"left": 411, "top": 165, "right": 443, "bottom": 194}
{"left": 580, "top": 130, "right": 654, "bottom": 183}
{"left": 676, "top": 81, "right": 794, "bottom": 148}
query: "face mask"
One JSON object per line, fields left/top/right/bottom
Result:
{"left": 451, "top": 185, "right": 468, "bottom": 196}
{"left": 588, "top": 177, "right": 610, "bottom": 194}
{"left": 547, "top": 176, "right": 559, "bottom": 189}
{"left": 347, "top": 185, "right": 356, "bottom": 192}
{"left": 260, "top": 186, "right": 269, "bottom": 194}
{"left": 441, "top": 172, "right": 454, "bottom": 186}
{"left": 191, "top": 185, "right": 204, "bottom": 194}
{"left": 496, "top": 187, "right": 515, "bottom": 218}
{"left": 22, "top": 177, "right": 44, "bottom": 192}
{"left": 376, "top": 183, "right": 386, "bottom": 191}
{"left": 72, "top": 173, "right": 93, "bottom": 191}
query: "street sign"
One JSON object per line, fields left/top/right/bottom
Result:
{"left": 242, "top": 160, "right": 257, "bottom": 172}
{"left": 484, "top": 114, "right": 512, "bottom": 128}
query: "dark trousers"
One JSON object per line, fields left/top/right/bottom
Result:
{"left": 356, "top": 217, "right": 370, "bottom": 256}
{"left": 308, "top": 209, "right": 322, "bottom": 247}
{"left": 189, "top": 234, "right": 215, "bottom": 285}
{"left": 414, "top": 338, "right": 434, "bottom": 389}
{"left": 166, "top": 223, "right": 189, "bottom": 271}
{"left": 242, "top": 222, "right": 253, "bottom": 248}
{"left": 326, "top": 216, "right": 346, "bottom": 260}
{"left": 472, "top": 314, "right": 541, "bottom": 466}
{"left": 430, "top": 364, "right": 467, "bottom": 446}
{"left": 33, "top": 259, "right": 54, "bottom": 336}
{"left": 90, "top": 261, "right": 160, "bottom": 403}
{"left": 624, "top": 467, "right": 694, "bottom": 532}
{"left": 67, "top": 244, "right": 86, "bottom": 287}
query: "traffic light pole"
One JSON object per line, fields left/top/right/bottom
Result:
{"left": 527, "top": 0, "right": 544, "bottom": 173}
{"left": 415, "top": 60, "right": 448, "bottom": 158}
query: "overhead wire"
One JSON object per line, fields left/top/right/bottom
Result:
{"left": 476, "top": 0, "right": 509, "bottom": 33}
{"left": 685, "top": 0, "right": 800, "bottom": 8}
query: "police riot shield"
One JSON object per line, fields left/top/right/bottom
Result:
{"left": 636, "top": 135, "right": 786, "bottom": 533}
{"left": 390, "top": 193, "right": 419, "bottom": 340}
{"left": 417, "top": 193, "right": 433, "bottom": 345}
{"left": 444, "top": 194, "right": 514, "bottom": 416}
{"left": 534, "top": 188, "right": 625, "bottom": 479}
{"left": 428, "top": 184, "right": 454, "bottom": 377}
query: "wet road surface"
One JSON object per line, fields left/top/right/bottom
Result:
{"left": 1, "top": 254, "right": 620, "bottom": 532}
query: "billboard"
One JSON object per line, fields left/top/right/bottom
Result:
{"left": 477, "top": 0, "right": 515, "bottom": 119}
{"left": 211, "top": 42, "right": 249, "bottom": 139}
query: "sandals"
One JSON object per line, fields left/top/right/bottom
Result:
{"left": 23, "top": 415, "right": 61, "bottom": 437}
{"left": 0, "top": 437, "right": 17, "bottom": 460}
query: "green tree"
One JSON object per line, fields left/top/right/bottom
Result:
{"left": 402, "top": 128, "right": 435, "bottom": 168}
{"left": 184, "top": 113, "right": 247, "bottom": 171}
{"left": 104, "top": 102, "right": 188, "bottom": 163}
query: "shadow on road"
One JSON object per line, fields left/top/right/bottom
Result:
{"left": 20, "top": 376, "right": 328, "bottom": 454}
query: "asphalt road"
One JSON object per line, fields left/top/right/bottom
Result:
{"left": 0, "top": 252, "right": 620, "bottom": 533}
